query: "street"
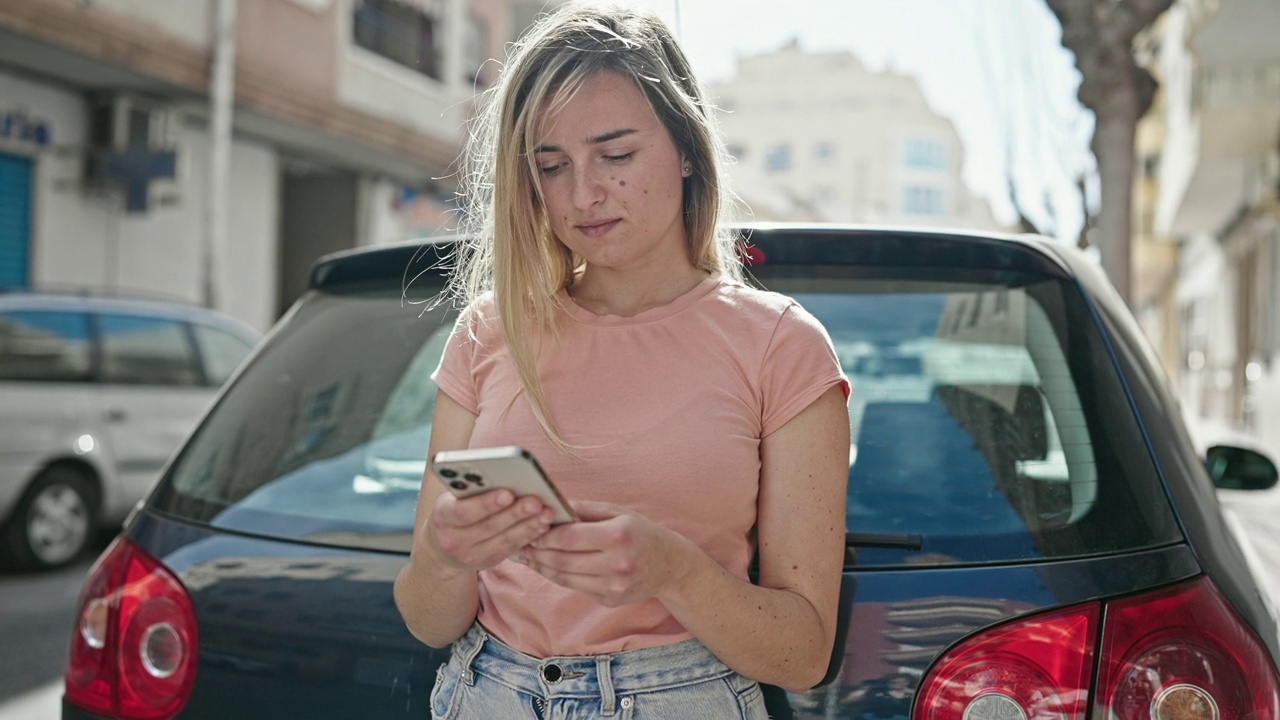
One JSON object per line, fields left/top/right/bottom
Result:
{"left": 0, "top": 532, "right": 113, "bottom": 708}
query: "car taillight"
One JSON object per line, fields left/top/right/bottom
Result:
{"left": 737, "top": 242, "right": 766, "bottom": 265}
{"left": 1096, "top": 576, "right": 1280, "bottom": 720}
{"left": 915, "top": 603, "right": 1099, "bottom": 720}
{"left": 65, "top": 536, "right": 198, "bottom": 720}
{"left": 914, "top": 577, "right": 1280, "bottom": 720}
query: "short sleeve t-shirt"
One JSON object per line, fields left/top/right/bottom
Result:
{"left": 432, "top": 274, "right": 848, "bottom": 657}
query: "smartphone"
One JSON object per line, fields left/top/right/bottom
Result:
{"left": 431, "top": 446, "right": 578, "bottom": 525}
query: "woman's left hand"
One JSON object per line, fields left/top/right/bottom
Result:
{"left": 517, "top": 500, "right": 696, "bottom": 607}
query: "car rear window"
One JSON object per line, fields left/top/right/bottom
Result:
{"left": 152, "top": 248, "right": 1182, "bottom": 566}
{"left": 758, "top": 268, "right": 1181, "bottom": 565}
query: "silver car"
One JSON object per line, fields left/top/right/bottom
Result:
{"left": 0, "top": 290, "right": 260, "bottom": 569}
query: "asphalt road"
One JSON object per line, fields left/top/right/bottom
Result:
{"left": 0, "top": 532, "right": 114, "bottom": 703}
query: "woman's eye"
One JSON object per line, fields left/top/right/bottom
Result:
{"left": 604, "top": 152, "right": 635, "bottom": 163}
{"left": 538, "top": 163, "right": 564, "bottom": 176}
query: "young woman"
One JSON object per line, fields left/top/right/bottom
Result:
{"left": 393, "top": 3, "right": 851, "bottom": 718}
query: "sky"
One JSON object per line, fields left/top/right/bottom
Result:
{"left": 624, "top": 0, "right": 1098, "bottom": 243}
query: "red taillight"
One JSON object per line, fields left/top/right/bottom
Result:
{"left": 915, "top": 603, "right": 1099, "bottom": 720}
{"left": 1097, "top": 576, "right": 1280, "bottom": 720}
{"left": 914, "top": 577, "right": 1280, "bottom": 720}
{"left": 65, "top": 537, "right": 198, "bottom": 720}
{"left": 737, "top": 243, "right": 766, "bottom": 265}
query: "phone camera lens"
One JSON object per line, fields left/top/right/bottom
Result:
{"left": 439, "top": 468, "right": 458, "bottom": 479}
{"left": 464, "top": 473, "right": 484, "bottom": 486}
{"left": 449, "top": 480, "right": 468, "bottom": 491}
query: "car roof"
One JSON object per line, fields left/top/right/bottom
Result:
{"left": 307, "top": 223, "right": 1088, "bottom": 292}
{"left": 0, "top": 288, "right": 262, "bottom": 341}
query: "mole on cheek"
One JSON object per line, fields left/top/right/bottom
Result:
{"left": 619, "top": 180, "right": 626, "bottom": 187}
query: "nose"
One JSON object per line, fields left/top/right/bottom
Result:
{"left": 571, "top": 165, "right": 606, "bottom": 209}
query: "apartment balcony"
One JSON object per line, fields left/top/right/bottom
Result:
{"left": 1155, "top": 0, "right": 1280, "bottom": 238}
{"left": 0, "top": 0, "right": 469, "bottom": 184}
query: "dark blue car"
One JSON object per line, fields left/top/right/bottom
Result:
{"left": 61, "top": 225, "right": 1280, "bottom": 719}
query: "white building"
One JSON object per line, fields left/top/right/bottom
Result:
{"left": 1151, "top": 0, "right": 1280, "bottom": 447}
{"left": 709, "top": 44, "right": 1002, "bottom": 231}
{"left": 0, "top": 0, "right": 545, "bottom": 331}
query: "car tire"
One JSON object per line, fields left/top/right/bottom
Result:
{"left": 1, "top": 466, "right": 99, "bottom": 571}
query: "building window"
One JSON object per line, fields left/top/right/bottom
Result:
{"left": 463, "top": 13, "right": 490, "bottom": 86}
{"left": 902, "top": 138, "right": 947, "bottom": 170}
{"left": 1142, "top": 153, "right": 1160, "bottom": 178}
{"left": 902, "top": 185, "right": 945, "bottom": 216}
{"left": 815, "top": 142, "right": 836, "bottom": 164}
{"left": 353, "top": 0, "right": 443, "bottom": 81}
{"left": 765, "top": 144, "right": 791, "bottom": 173}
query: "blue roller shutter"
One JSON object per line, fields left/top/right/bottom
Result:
{"left": 0, "top": 152, "right": 33, "bottom": 288}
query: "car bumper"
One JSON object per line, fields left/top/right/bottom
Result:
{"left": 62, "top": 697, "right": 110, "bottom": 720}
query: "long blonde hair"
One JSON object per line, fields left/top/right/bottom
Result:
{"left": 447, "top": 1, "right": 742, "bottom": 452}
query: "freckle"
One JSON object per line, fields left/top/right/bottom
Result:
{"left": 792, "top": 565, "right": 798, "bottom": 570}
{"left": 619, "top": 180, "right": 626, "bottom": 186}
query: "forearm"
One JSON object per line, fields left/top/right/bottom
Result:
{"left": 659, "top": 540, "right": 835, "bottom": 693}
{"left": 393, "top": 547, "right": 481, "bottom": 648}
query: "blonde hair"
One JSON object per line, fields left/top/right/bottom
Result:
{"left": 447, "top": 1, "right": 742, "bottom": 452}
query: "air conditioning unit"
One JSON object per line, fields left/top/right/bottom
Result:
{"left": 85, "top": 94, "right": 182, "bottom": 212}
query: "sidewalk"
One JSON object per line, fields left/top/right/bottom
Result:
{"left": 0, "top": 681, "right": 60, "bottom": 720}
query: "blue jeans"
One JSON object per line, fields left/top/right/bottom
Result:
{"left": 430, "top": 624, "right": 769, "bottom": 719}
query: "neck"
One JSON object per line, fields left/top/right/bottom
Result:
{"left": 568, "top": 263, "right": 710, "bottom": 317}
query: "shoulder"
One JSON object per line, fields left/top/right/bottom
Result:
{"left": 711, "top": 283, "right": 835, "bottom": 357}
{"left": 456, "top": 291, "right": 496, "bottom": 318}
{"left": 450, "top": 292, "right": 502, "bottom": 345}
{"left": 710, "top": 281, "right": 821, "bottom": 333}
{"left": 712, "top": 281, "right": 798, "bottom": 319}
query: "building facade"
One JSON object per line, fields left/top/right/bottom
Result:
{"left": 1131, "top": 19, "right": 1182, "bottom": 385}
{"left": 0, "top": 0, "right": 542, "bottom": 331}
{"left": 1148, "top": 0, "right": 1280, "bottom": 447}
{"left": 708, "top": 44, "right": 1002, "bottom": 231}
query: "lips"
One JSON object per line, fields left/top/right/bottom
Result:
{"left": 576, "top": 219, "right": 621, "bottom": 238}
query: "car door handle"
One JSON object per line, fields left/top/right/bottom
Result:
{"left": 104, "top": 408, "right": 127, "bottom": 423}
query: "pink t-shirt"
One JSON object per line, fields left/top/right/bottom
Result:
{"left": 432, "top": 274, "right": 848, "bottom": 657}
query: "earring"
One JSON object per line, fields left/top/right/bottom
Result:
{"left": 681, "top": 161, "right": 693, "bottom": 177}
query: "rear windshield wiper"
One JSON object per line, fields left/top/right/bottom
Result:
{"left": 845, "top": 532, "right": 923, "bottom": 550}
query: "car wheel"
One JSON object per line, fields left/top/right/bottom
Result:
{"left": 1, "top": 467, "right": 99, "bottom": 570}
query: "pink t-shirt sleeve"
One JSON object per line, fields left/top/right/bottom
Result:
{"left": 760, "top": 301, "right": 850, "bottom": 437}
{"left": 430, "top": 305, "right": 481, "bottom": 415}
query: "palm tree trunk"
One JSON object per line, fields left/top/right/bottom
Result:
{"left": 1091, "top": 90, "right": 1140, "bottom": 303}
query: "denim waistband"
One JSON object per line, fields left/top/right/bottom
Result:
{"left": 451, "top": 624, "right": 737, "bottom": 701}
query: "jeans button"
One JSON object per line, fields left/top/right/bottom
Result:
{"left": 542, "top": 663, "right": 563, "bottom": 683}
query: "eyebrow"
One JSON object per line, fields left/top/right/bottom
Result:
{"left": 534, "top": 128, "right": 638, "bottom": 154}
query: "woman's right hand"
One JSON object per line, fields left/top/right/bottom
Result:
{"left": 424, "top": 489, "right": 555, "bottom": 574}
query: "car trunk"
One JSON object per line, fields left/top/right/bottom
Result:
{"left": 119, "top": 510, "right": 1201, "bottom": 720}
